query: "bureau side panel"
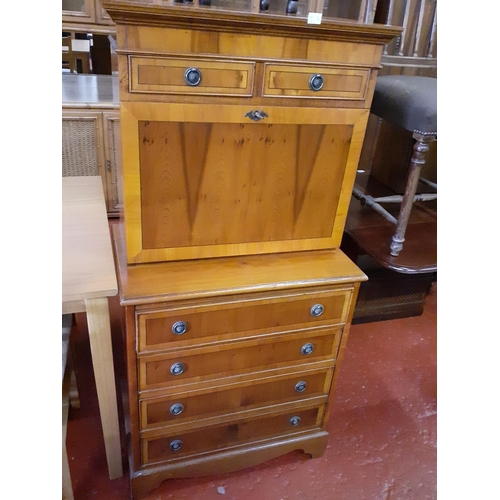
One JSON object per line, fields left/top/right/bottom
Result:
{"left": 321, "top": 282, "right": 361, "bottom": 428}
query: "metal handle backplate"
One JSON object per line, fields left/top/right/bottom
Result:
{"left": 309, "top": 74, "right": 324, "bottom": 91}
{"left": 184, "top": 67, "right": 202, "bottom": 86}
{"left": 301, "top": 343, "right": 314, "bottom": 355}
{"left": 310, "top": 304, "right": 324, "bottom": 317}
{"left": 170, "top": 362, "right": 185, "bottom": 375}
{"left": 170, "top": 439, "right": 183, "bottom": 451}
{"left": 295, "top": 381, "right": 307, "bottom": 393}
{"left": 172, "top": 321, "right": 188, "bottom": 335}
{"left": 170, "top": 403, "right": 184, "bottom": 416}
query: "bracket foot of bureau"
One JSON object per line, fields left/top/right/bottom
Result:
{"left": 130, "top": 431, "right": 328, "bottom": 499}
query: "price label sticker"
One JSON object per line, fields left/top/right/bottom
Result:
{"left": 307, "top": 12, "right": 322, "bottom": 24}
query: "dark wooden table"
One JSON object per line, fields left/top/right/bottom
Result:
{"left": 344, "top": 173, "right": 437, "bottom": 274}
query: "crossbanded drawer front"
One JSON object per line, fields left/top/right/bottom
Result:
{"left": 142, "top": 406, "right": 322, "bottom": 465}
{"left": 138, "top": 327, "right": 341, "bottom": 391}
{"left": 129, "top": 56, "right": 255, "bottom": 96}
{"left": 263, "top": 63, "right": 369, "bottom": 99}
{"left": 137, "top": 289, "right": 351, "bottom": 353}
{"left": 140, "top": 368, "right": 333, "bottom": 430}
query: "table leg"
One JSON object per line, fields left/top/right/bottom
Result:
{"left": 62, "top": 433, "right": 74, "bottom": 499}
{"left": 85, "top": 297, "right": 124, "bottom": 479}
{"left": 63, "top": 360, "right": 74, "bottom": 500}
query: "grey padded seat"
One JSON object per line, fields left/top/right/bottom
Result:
{"left": 354, "top": 75, "right": 437, "bottom": 257}
{"left": 371, "top": 76, "right": 437, "bottom": 136}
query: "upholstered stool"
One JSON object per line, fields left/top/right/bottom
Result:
{"left": 354, "top": 76, "right": 437, "bottom": 256}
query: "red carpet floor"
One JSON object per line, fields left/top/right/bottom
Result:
{"left": 65, "top": 284, "right": 437, "bottom": 499}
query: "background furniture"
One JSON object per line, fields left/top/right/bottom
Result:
{"left": 62, "top": 176, "right": 123, "bottom": 480}
{"left": 104, "top": 1, "right": 400, "bottom": 498}
{"left": 62, "top": 38, "right": 92, "bottom": 74}
{"left": 376, "top": 0, "right": 437, "bottom": 77}
{"left": 359, "top": 0, "right": 437, "bottom": 181}
{"left": 63, "top": 0, "right": 115, "bottom": 34}
{"left": 339, "top": 0, "right": 437, "bottom": 323}
{"left": 62, "top": 36, "right": 76, "bottom": 73}
{"left": 352, "top": 75, "right": 437, "bottom": 257}
{"left": 62, "top": 314, "right": 74, "bottom": 500}
{"left": 63, "top": 0, "right": 116, "bottom": 75}
{"left": 62, "top": 74, "right": 123, "bottom": 217}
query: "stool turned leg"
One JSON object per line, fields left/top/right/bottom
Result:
{"left": 390, "top": 133, "right": 435, "bottom": 256}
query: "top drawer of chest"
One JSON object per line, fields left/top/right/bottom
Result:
{"left": 137, "top": 288, "right": 353, "bottom": 354}
{"left": 129, "top": 56, "right": 255, "bottom": 96}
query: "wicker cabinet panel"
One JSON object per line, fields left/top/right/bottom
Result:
{"left": 62, "top": 109, "right": 123, "bottom": 217}
{"left": 62, "top": 112, "right": 101, "bottom": 178}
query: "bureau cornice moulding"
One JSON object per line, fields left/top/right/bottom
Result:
{"left": 102, "top": 0, "right": 401, "bottom": 45}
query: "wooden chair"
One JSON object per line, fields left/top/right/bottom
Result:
{"left": 352, "top": 75, "right": 437, "bottom": 257}
{"left": 71, "top": 38, "right": 91, "bottom": 74}
{"left": 62, "top": 36, "right": 76, "bottom": 73}
{"left": 63, "top": 36, "right": 91, "bottom": 74}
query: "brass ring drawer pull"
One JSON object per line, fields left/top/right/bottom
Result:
{"left": 309, "top": 74, "right": 324, "bottom": 91}
{"left": 170, "top": 403, "right": 184, "bottom": 415}
{"left": 310, "top": 304, "right": 324, "bottom": 317}
{"left": 295, "top": 381, "right": 307, "bottom": 392}
{"left": 170, "top": 439, "right": 183, "bottom": 451}
{"left": 184, "top": 67, "right": 202, "bottom": 86}
{"left": 289, "top": 416, "right": 301, "bottom": 426}
{"left": 172, "top": 321, "right": 188, "bottom": 335}
{"left": 170, "top": 362, "right": 185, "bottom": 375}
{"left": 301, "top": 343, "right": 314, "bottom": 355}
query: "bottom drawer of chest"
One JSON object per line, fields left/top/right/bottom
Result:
{"left": 141, "top": 405, "right": 323, "bottom": 466}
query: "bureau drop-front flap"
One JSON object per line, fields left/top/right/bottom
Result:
{"left": 121, "top": 102, "right": 369, "bottom": 263}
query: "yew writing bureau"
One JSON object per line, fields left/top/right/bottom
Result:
{"left": 102, "top": 1, "right": 400, "bottom": 497}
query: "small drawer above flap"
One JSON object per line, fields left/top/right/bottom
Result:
{"left": 129, "top": 56, "right": 255, "bottom": 96}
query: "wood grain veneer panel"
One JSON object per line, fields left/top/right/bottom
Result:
{"left": 122, "top": 101, "right": 367, "bottom": 263}
{"left": 139, "top": 121, "right": 351, "bottom": 249}
{"left": 112, "top": 223, "right": 367, "bottom": 305}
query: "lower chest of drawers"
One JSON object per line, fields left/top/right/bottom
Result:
{"left": 126, "top": 286, "right": 353, "bottom": 470}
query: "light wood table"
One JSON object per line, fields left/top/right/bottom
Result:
{"left": 62, "top": 176, "right": 123, "bottom": 479}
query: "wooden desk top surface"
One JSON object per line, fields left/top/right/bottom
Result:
{"left": 63, "top": 177, "right": 118, "bottom": 303}
{"left": 112, "top": 222, "right": 366, "bottom": 306}
{"left": 62, "top": 74, "right": 119, "bottom": 109}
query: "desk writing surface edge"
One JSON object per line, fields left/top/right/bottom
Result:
{"left": 112, "top": 223, "right": 367, "bottom": 306}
